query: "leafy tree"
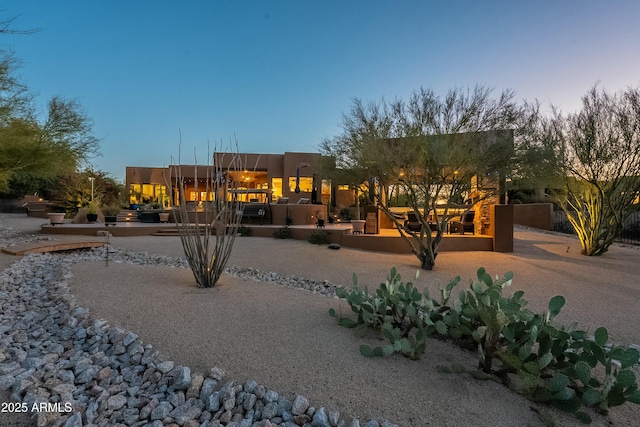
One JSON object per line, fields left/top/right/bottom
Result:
{"left": 0, "top": 52, "right": 32, "bottom": 125}
{"left": 507, "top": 101, "right": 560, "bottom": 201}
{"left": 0, "top": 15, "right": 99, "bottom": 195}
{"left": 542, "top": 86, "right": 640, "bottom": 255}
{"left": 40, "top": 96, "right": 100, "bottom": 168}
{"left": 320, "top": 98, "right": 393, "bottom": 218}
{"left": 322, "top": 86, "right": 518, "bottom": 270}
{"left": 0, "top": 96, "right": 100, "bottom": 196}
{"left": 49, "top": 170, "right": 124, "bottom": 218}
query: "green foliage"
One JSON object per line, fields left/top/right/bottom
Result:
{"left": 85, "top": 201, "right": 98, "bottom": 214}
{"left": 0, "top": 30, "right": 100, "bottom": 196}
{"left": 329, "top": 267, "right": 640, "bottom": 421}
{"left": 308, "top": 230, "right": 331, "bottom": 245}
{"left": 101, "top": 204, "right": 121, "bottom": 216}
{"left": 330, "top": 267, "right": 438, "bottom": 360}
{"left": 272, "top": 226, "right": 291, "bottom": 239}
{"left": 49, "top": 170, "right": 123, "bottom": 218}
{"left": 320, "top": 86, "right": 518, "bottom": 270}
{"left": 528, "top": 85, "right": 640, "bottom": 256}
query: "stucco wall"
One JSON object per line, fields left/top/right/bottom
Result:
{"left": 513, "top": 203, "right": 553, "bottom": 231}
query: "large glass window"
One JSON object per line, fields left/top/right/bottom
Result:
{"left": 288, "top": 177, "right": 313, "bottom": 192}
{"left": 322, "top": 179, "right": 332, "bottom": 205}
{"left": 129, "top": 184, "right": 168, "bottom": 205}
{"left": 271, "top": 178, "right": 283, "bottom": 200}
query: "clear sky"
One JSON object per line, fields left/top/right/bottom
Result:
{"left": 3, "top": 1, "right": 640, "bottom": 181}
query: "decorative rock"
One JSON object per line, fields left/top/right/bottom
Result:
{"left": 63, "top": 412, "right": 83, "bottom": 427}
{"left": 171, "top": 366, "right": 191, "bottom": 390}
{"left": 123, "top": 331, "right": 139, "bottom": 346}
{"left": 219, "top": 409, "right": 233, "bottom": 424}
{"left": 0, "top": 224, "right": 398, "bottom": 427}
{"left": 329, "top": 410, "right": 340, "bottom": 426}
{"left": 292, "top": 395, "right": 309, "bottom": 415}
{"left": 205, "top": 391, "right": 220, "bottom": 412}
{"left": 328, "top": 243, "right": 341, "bottom": 250}
{"left": 75, "top": 365, "right": 100, "bottom": 384}
{"left": 150, "top": 401, "right": 173, "bottom": 420}
{"left": 294, "top": 414, "right": 311, "bottom": 425}
{"left": 243, "top": 393, "right": 257, "bottom": 411}
{"left": 0, "top": 374, "right": 14, "bottom": 390}
{"left": 277, "top": 396, "right": 292, "bottom": 415}
{"left": 139, "top": 398, "right": 158, "bottom": 419}
{"left": 244, "top": 380, "right": 258, "bottom": 393}
{"left": 123, "top": 407, "right": 140, "bottom": 424}
{"left": 107, "top": 394, "right": 128, "bottom": 411}
{"left": 264, "top": 389, "right": 279, "bottom": 403}
{"left": 169, "top": 402, "right": 202, "bottom": 424}
{"left": 200, "top": 377, "right": 218, "bottom": 401}
{"left": 262, "top": 401, "right": 278, "bottom": 419}
{"left": 157, "top": 361, "right": 174, "bottom": 374}
{"left": 223, "top": 395, "right": 236, "bottom": 411}
{"left": 312, "top": 407, "right": 331, "bottom": 427}
{"left": 209, "top": 367, "right": 224, "bottom": 380}
{"left": 254, "top": 384, "right": 266, "bottom": 399}
{"left": 186, "top": 372, "right": 204, "bottom": 399}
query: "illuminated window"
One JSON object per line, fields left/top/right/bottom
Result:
{"left": 288, "top": 177, "right": 313, "bottom": 192}
{"left": 129, "top": 184, "right": 142, "bottom": 203}
{"left": 338, "top": 184, "right": 350, "bottom": 191}
{"left": 271, "top": 178, "right": 283, "bottom": 200}
{"left": 322, "top": 179, "right": 332, "bottom": 204}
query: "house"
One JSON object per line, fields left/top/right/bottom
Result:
{"left": 126, "top": 151, "right": 348, "bottom": 206}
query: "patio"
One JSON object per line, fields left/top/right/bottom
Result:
{"left": 38, "top": 220, "right": 495, "bottom": 253}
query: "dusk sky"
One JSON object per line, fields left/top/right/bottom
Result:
{"left": 3, "top": 1, "right": 640, "bottom": 181}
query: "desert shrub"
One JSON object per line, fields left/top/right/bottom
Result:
{"left": 330, "top": 267, "right": 640, "bottom": 422}
{"left": 308, "top": 230, "right": 331, "bottom": 245}
{"left": 273, "top": 226, "right": 291, "bottom": 239}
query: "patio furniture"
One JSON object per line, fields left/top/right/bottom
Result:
{"left": 450, "top": 210, "right": 475, "bottom": 235}
{"left": 241, "top": 203, "right": 271, "bottom": 224}
{"left": 404, "top": 211, "right": 422, "bottom": 232}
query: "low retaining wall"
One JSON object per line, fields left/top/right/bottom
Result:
{"left": 248, "top": 226, "right": 493, "bottom": 253}
{"left": 513, "top": 203, "right": 553, "bottom": 230}
{"left": 269, "top": 204, "right": 327, "bottom": 226}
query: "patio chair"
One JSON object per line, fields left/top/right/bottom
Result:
{"left": 449, "top": 210, "right": 475, "bottom": 235}
{"left": 404, "top": 211, "right": 422, "bottom": 232}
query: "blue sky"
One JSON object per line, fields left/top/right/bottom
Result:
{"left": 3, "top": 1, "right": 640, "bottom": 181}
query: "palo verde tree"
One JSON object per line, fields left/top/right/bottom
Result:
{"left": 322, "top": 85, "right": 518, "bottom": 270}
{"left": 373, "top": 131, "right": 513, "bottom": 270}
{"left": 541, "top": 85, "right": 640, "bottom": 255}
{"left": 320, "top": 98, "right": 394, "bottom": 219}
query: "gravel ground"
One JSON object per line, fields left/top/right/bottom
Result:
{"left": 1, "top": 214, "right": 639, "bottom": 426}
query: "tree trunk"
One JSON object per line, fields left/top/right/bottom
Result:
{"left": 420, "top": 251, "right": 437, "bottom": 270}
